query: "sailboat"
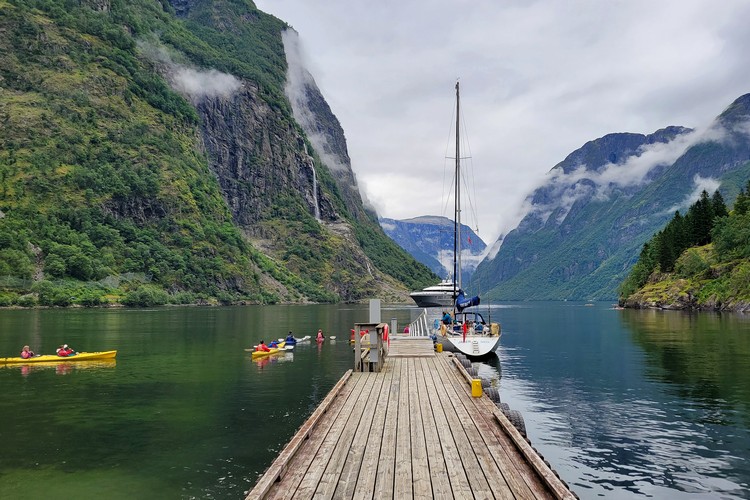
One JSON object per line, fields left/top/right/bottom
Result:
{"left": 438, "top": 81, "right": 501, "bottom": 359}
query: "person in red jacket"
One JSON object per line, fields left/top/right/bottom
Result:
{"left": 256, "top": 340, "right": 270, "bottom": 352}
{"left": 56, "top": 344, "right": 75, "bottom": 357}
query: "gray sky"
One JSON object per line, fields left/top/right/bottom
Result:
{"left": 254, "top": 0, "right": 750, "bottom": 244}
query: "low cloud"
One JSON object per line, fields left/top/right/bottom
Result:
{"left": 282, "top": 29, "right": 349, "bottom": 173}
{"left": 526, "top": 124, "right": 730, "bottom": 224}
{"left": 170, "top": 67, "right": 241, "bottom": 101}
{"left": 138, "top": 41, "right": 242, "bottom": 102}
{"left": 380, "top": 221, "right": 396, "bottom": 232}
{"left": 664, "top": 175, "right": 721, "bottom": 214}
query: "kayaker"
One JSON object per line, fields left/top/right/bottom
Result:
{"left": 20, "top": 345, "right": 35, "bottom": 359}
{"left": 268, "top": 340, "right": 279, "bottom": 348}
{"left": 285, "top": 332, "right": 295, "bottom": 343}
{"left": 56, "top": 344, "right": 75, "bottom": 357}
{"left": 256, "top": 340, "right": 270, "bottom": 352}
{"left": 316, "top": 329, "right": 324, "bottom": 342}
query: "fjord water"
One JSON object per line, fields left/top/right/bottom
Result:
{"left": 486, "top": 302, "right": 750, "bottom": 499}
{"left": 0, "top": 303, "right": 748, "bottom": 499}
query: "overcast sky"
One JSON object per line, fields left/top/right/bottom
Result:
{"left": 254, "top": 0, "right": 750, "bottom": 245}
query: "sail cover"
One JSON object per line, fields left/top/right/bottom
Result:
{"left": 455, "top": 289, "right": 480, "bottom": 312}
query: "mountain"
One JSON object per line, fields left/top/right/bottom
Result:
{"left": 0, "top": 0, "right": 436, "bottom": 307}
{"left": 379, "top": 216, "right": 486, "bottom": 284}
{"left": 472, "top": 94, "right": 750, "bottom": 300}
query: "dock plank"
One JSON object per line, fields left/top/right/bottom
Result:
{"left": 413, "top": 357, "right": 451, "bottom": 499}
{"left": 394, "top": 356, "right": 413, "bottom": 498}
{"left": 424, "top": 355, "right": 496, "bottom": 499}
{"left": 419, "top": 358, "right": 474, "bottom": 499}
{"left": 371, "top": 356, "right": 401, "bottom": 499}
{"left": 333, "top": 364, "right": 390, "bottom": 500}
{"left": 292, "top": 373, "right": 376, "bottom": 498}
{"left": 407, "top": 358, "right": 431, "bottom": 498}
{"left": 387, "top": 337, "right": 434, "bottom": 358}
{"left": 313, "top": 371, "right": 382, "bottom": 499}
{"left": 444, "top": 357, "right": 564, "bottom": 499}
{"left": 262, "top": 373, "right": 370, "bottom": 500}
{"left": 350, "top": 361, "right": 396, "bottom": 500}
{"left": 250, "top": 370, "right": 354, "bottom": 500}
{"left": 433, "top": 357, "right": 529, "bottom": 500}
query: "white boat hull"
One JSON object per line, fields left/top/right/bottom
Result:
{"left": 409, "top": 292, "right": 455, "bottom": 308}
{"left": 440, "top": 334, "right": 501, "bottom": 359}
{"left": 410, "top": 279, "right": 457, "bottom": 308}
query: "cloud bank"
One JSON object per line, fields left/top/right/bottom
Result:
{"left": 527, "top": 124, "right": 731, "bottom": 224}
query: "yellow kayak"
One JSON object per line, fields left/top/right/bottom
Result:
{"left": 0, "top": 350, "right": 118, "bottom": 364}
{"left": 250, "top": 348, "right": 281, "bottom": 360}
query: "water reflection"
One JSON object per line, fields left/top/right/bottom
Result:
{"left": 621, "top": 309, "right": 750, "bottom": 417}
{"left": 474, "top": 302, "right": 750, "bottom": 499}
{"left": 251, "top": 351, "right": 294, "bottom": 369}
{"left": 1, "top": 359, "right": 117, "bottom": 377}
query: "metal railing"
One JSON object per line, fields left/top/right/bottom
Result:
{"left": 407, "top": 309, "right": 433, "bottom": 337}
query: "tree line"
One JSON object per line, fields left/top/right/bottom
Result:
{"left": 619, "top": 188, "right": 733, "bottom": 298}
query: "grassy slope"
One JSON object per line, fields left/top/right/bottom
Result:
{"left": 0, "top": 0, "right": 434, "bottom": 306}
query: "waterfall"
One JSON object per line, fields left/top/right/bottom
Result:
{"left": 312, "top": 165, "right": 321, "bottom": 221}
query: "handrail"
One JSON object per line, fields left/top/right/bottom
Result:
{"left": 407, "top": 309, "right": 433, "bottom": 337}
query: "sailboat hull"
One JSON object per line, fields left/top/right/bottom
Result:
{"left": 440, "top": 334, "right": 501, "bottom": 359}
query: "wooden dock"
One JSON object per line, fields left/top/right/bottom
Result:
{"left": 246, "top": 336, "right": 575, "bottom": 499}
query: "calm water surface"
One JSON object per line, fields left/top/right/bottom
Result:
{"left": 0, "top": 302, "right": 748, "bottom": 499}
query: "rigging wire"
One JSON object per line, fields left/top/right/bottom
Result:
{"left": 459, "top": 96, "right": 480, "bottom": 238}
{"left": 441, "top": 97, "right": 456, "bottom": 221}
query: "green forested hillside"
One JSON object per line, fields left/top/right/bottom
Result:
{"left": 620, "top": 185, "right": 750, "bottom": 310}
{"left": 0, "top": 0, "right": 435, "bottom": 306}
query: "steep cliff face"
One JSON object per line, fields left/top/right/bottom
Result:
{"left": 281, "top": 30, "right": 370, "bottom": 223}
{"left": 166, "top": 0, "right": 435, "bottom": 301}
{"left": 195, "top": 82, "right": 337, "bottom": 230}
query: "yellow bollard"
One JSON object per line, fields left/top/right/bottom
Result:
{"left": 471, "top": 379, "right": 482, "bottom": 398}
{"left": 436, "top": 343, "right": 443, "bottom": 353}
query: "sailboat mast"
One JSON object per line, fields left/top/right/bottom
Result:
{"left": 455, "top": 81, "right": 462, "bottom": 293}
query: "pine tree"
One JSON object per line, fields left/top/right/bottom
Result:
{"left": 711, "top": 190, "right": 728, "bottom": 219}
{"left": 734, "top": 188, "right": 749, "bottom": 216}
{"left": 671, "top": 211, "right": 689, "bottom": 257}
{"left": 687, "top": 190, "right": 713, "bottom": 246}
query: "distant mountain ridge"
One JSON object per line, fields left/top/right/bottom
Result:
{"left": 380, "top": 215, "right": 486, "bottom": 284}
{"left": 472, "top": 94, "right": 750, "bottom": 300}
